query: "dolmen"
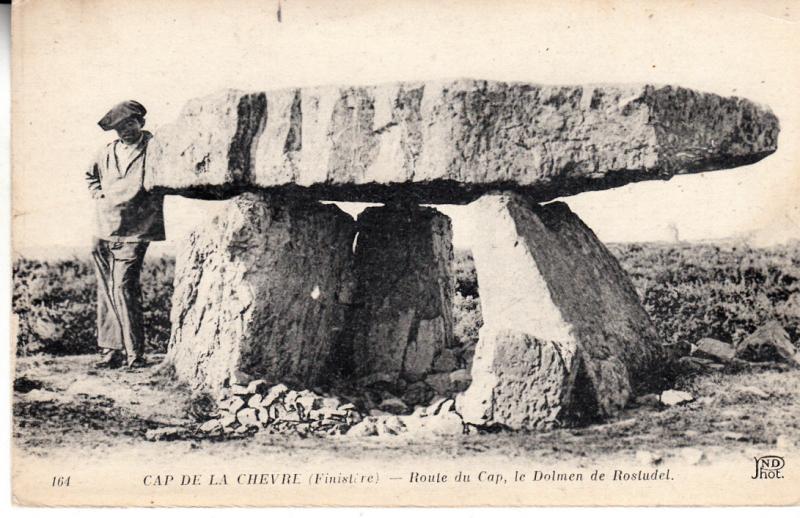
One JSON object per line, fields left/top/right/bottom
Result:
{"left": 147, "top": 80, "right": 779, "bottom": 431}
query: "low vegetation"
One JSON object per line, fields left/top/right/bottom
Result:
{"left": 13, "top": 256, "right": 174, "bottom": 355}
{"left": 12, "top": 242, "right": 800, "bottom": 356}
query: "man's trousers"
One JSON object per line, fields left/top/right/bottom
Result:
{"left": 91, "top": 239, "right": 150, "bottom": 360}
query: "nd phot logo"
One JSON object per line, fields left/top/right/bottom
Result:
{"left": 752, "top": 456, "right": 785, "bottom": 480}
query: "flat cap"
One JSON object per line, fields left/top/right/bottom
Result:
{"left": 97, "top": 100, "right": 147, "bottom": 131}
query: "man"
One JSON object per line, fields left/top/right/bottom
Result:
{"left": 85, "top": 100, "right": 165, "bottom": 369}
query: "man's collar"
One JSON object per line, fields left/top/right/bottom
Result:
{"left": 116, "top": 130, "right": 152, "bottom": 148}
{"left": 119, "top": 133, "right": 144, "bottom": 148}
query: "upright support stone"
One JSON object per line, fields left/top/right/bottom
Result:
{"left": 166, "top": 193, "right": 356, "bottom": 396}
{"left": 457, "top": 193, "right": 664, "bottom": 430}
{"left": 347, "top": 204, "right": 455, "bottom": 384}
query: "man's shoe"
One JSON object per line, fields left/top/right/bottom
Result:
{"left": 95, "top": 349, "right": 124, "bottom": 369}
{"left": 126, "top": 357, "right": 148, "bottom": 370}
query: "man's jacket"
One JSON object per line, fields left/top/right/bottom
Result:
{"left": 85, "top": 131, "right": 166, "bottom": 242}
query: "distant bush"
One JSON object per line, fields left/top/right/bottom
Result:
{"left": 454, "top": 249, "right": 479, "bottom": 299}
{"left": 452, "top": 248, "right": 482, "bottom": 349}
{"left": 453, "top": 292, "right": 483, "bottom": 349}
{"left": 607, "top": 242, "right": 800, "bottom": 347}
{"left": 13, "top": 256, "right": 174, "bottom": 355}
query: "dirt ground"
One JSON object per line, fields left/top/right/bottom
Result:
{"left": 12, "top": 352, "right": 800, "bottom": 465}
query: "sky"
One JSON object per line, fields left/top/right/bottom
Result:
{"left": 11, "top": 0, "right": 800, "bottom": 257}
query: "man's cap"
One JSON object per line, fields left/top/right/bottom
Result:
{"left": 97, "top": 100, "right": 147, "bottom": 131}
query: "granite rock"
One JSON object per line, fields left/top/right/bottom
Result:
{"left": 457, "top": 193, "right": 664, "bottom": 430}
{"left": 735, "top": 322, "right": 798, "bottom": 366}
{"left": 693, "top": 338, "right": 736, "bottom": 363}
{"left": 165, "top": 193, "right": 356, "bottom": 396}
{"left": 347, "top": 205, "right": 454, "bottom": 383}
{"left": 145, "top": 81, "right": 779, "bottom": 204}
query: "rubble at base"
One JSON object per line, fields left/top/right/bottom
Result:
{"left": 197, "top": 380, "right": 469, "bottom": 439}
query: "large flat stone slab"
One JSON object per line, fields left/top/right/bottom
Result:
{"left": 457, "top": 193, "right": 664, "bottom": 430}
{"left": 145, "top": 80, "right": 778, "bottom": 203}
{"left": 165, "top": 193, "right": 356, "bottom": 396}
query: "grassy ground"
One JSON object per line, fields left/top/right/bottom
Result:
{"left": 13, "top": 353, "right": 799, "bottom": 463}
{"left": 11, "top": 242, "right": 800, "bottom": 464}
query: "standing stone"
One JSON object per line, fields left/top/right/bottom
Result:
{"left": 347, "top": 204, "right": 455, "bottom": 384}
{"left": 166, "top": 193, "right": 356, "bottom": 396}
{"left": 457, "top": 193, "right": 664, "bottom": 430}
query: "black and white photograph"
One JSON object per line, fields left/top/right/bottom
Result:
{"left": 9, "top": 0, "right": 800, "bottom": 507}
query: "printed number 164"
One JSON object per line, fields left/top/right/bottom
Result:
{"left": 52, "top": 476, "right": 71, "bottom": 487}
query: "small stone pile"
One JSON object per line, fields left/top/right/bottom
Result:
{"left": 348, "top": 397, "right": 467, "bottom": 437}
{"left": 199, "top": 380, "right": 362, "bottom": 437}
{"left": 198, "top": 379, "right": 469, "bottom": 438}
{"left": 356, "top": 363, "right": 472, "bottom": 410}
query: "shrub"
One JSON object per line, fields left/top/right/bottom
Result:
{"left": 453, "top": 248, "right": 482, "bottom": 348}
{"left": 454, "top": 248, "right": 479, "bottom": 298}
{"left": 453, "top": 292, "right": 482, "bottom": 349}
{"left": 607, "top": 242, "right": 800, "bottom": 346}
{"left": 13, "top": 255, "right": 174, "bottom": 355}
